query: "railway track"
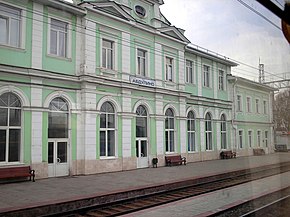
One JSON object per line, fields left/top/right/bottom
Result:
{"left": 44, "top": 162, "right": 290, "bottom": 217}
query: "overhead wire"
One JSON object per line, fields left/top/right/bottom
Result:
{"left": 0, "top": 3, "right": 286, "bottom": 82}
{"left": 236, "top": 0, "right": 282, "bottom": 30}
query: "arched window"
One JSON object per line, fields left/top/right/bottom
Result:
{"left": 221, "top": 114, "right": 227, "bottom": 149}
{"left": 136, "top": 105, "right": 147, "bottom": 138}
{"left": 165, "top": 108, "right": 174, "bottom": 152}
{"left": 100, "top": 102, "right": 116, "bottom": 157}
{"left": 205, "top": 112, "right": 212, "bottom": 150}
{"left": 0, "top": 92, "right": 22, "bottom": 162}
{"left": 187, "top": 111, "right": 196, "bottom": 152}
{"left": 48, "top": 97, "right": 69, "bottom": 138}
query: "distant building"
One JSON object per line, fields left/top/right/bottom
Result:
{"left": 0, "top": 0, "right": 275, "bottom": 179}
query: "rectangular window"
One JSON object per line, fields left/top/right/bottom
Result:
{"left": 246, "top": 97, "right": 251, "bottom": 112}
{"left": 0, "top": 4, "right": 21, "bottom": 47}
{"left": 248, "top": 131, "right": 252, "bottom": 148}
{"left": 218, "top": 70, "right": 224, "bottom": 90}
{"left": 186, "top": 60, "right": 194, "bottom": 84}
{"left": 137, "top": 49, "right": 146, "bottom": 76}
{"left": 256, "top": 99, "right": 260, "bottom": 113}
{"left": 237, "top": 95, "right": 242, "bottom": 111}
{"left": 265, "top": 131, "right": 268, "bottom": 147}
{"left": 50, "top": 19, "right": 68, "bottom": 57}
{"left": 166, "top": 57, "right": 173, "bottom": 81}
{"left": 203, "top": 65, "right": 210, "bottom": 87}
{"left": 102, "top": 39, "right": 114, "bottom": 69}
{"left": 257, "top": 131, "right": 261, "bottom": 147}
{"left": 263, "top": 100, "right": 267, "bottom": 114}
{"left": 238, "top": 130, "right": 243, "bottom": 149}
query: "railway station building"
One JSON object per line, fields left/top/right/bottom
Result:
{"left": 0, "top": 0, "right": 275, "bottom": 179}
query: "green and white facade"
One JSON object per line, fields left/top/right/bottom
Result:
{"left": 0, "top": 0, "right": 274, "bottom": 179}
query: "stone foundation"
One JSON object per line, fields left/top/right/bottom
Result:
{"left": 31, "top": 162, "right": 48, "bottom": 179}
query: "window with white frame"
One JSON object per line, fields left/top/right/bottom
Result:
{"left": 248, "top": 130, "right": 252, "bottom": 148}
{"left": 238, "top": 130, "right": 243, "bottom": 149}
{"left": 165, "top": 108, "right": 174, "bottom": 152}
{"left": 256, "top": 99, "right": 260, "bottom": 113}
{"left": 0, "top": 3, "right": 21, "bottom": 47}
{"left": 137, "top": 49, "right": 146, "bottom": 76}
{"left": 257, "top": 130, "right": 261, "bottom": 147}
{"left": 186, "top": 60, "right": 194, "bottom": 84}
{"left": 50, "top": 19, "right": 68, "bottom": 57}
{"left": 264, "top": 131, "right": 268, "bottom": 147}
{"left": 263, "top": 100, "right": 267, "bottom": 114}
{"left": 218, "top": 70, "right": 224, "bottom": 90}
{"left": 205, "top": 112, "right": 212, "bottom": 150}
{"left": 203, "top": 65, "right": 210, "bottom": 87}
{"left": 246, "top": 97, "right": 251, "bottom": 113}
{"left": 187, "top": 111, "right": 195, "bottom": 152}
{"left": 165, "top": 57, "right": 173, "bottom": 81}
{"left": 0, "top": 92, "right": 22, "bottom": 163}
{"left": 237, "top": 95, "right": 242, "bottom": 112}
{"left": 102, "top": 39, "right": 114, "bottom": 69}
{"left": 100, "top": 102, "right": 116, "bottom": 157}
{"left": 221, "top": 114, "right": 227, "bottom": 149}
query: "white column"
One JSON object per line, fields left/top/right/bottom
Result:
{"left": 156, "top": 94, "right": 164, "bottom": 155}
{"left": 122, "top": 32, "right": 131, "bottom": 80}
{"left": 199, "top": 107, "right": 204, "bottom": 151}
{"left": 155, "top": 43, "right": 163, "bottom": 86}
{"left": 31, "top": 3, "right": 43, "bottom": 69}
{"left": 215, "top": 108, "right": 220, "bottom": 150}
{"left": 122, "top": 90, "right": 132, "bottom": 157}
{"left": 82, "top": 84, "right": 97, "bottom": 160}
{"left": 197, "top": 56, "right": 202, "bottom": 96}
{"left": 178, "top": 51, "right": 185, "bottom": 91}
{"left": 75, "top": 17, "right": 83, "bottom": 75}
{"left": 179, "top": 98, "right": 186, "bottom": 153}
{"left": 213, "top": 62, "right": 218, "bottom": 99}
{"left": 84, "top": 20, "right": 96, "bottom": 74}
{"left": 31, "top": 78, "right": 43, "bottom": 163}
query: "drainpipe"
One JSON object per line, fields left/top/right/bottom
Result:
{"left": 231, "top": 77, "right": 238, "bottom": 152}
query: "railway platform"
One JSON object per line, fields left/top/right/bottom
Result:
{"left": 1, "top": 152, "right": 290, "bottom": 216}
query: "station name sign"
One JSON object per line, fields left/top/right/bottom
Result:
{"left": 130, "top": 76, "right": 156, "bottom": 87}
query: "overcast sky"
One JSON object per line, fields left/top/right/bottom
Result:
{"left": 161, "top": 0, "right": 290, "bottom": 83}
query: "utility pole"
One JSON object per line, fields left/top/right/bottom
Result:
{"left": 259, "top": 59, "right": 265, "bottom": 83}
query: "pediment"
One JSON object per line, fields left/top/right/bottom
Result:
{"left": 84, "top": 2, "right": 135, "bottom": 21}
{"left": 158, "top": 26, "right": 190, "bottom": 43}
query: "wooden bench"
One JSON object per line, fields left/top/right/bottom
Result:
{"left": 275, "top": 144, "right": 288, "bottom": 152}
{"left": 165, "top": 155, "right": 186, "bottom": 166}
{"left": 0, "top": 166, "right": 35, "bottom": 182}
{"left": 253, "top": 148, "right": 265, "bottom": 156}
{"left": 220, "top": 150, "right": 236, "bottom": 159}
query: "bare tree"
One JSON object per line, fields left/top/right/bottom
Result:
{"left": 273, "top": 89, "right": 290, "bottom": 131}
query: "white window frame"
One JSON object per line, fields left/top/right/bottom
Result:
{"left": 248, "top": 130, "right": 253, "bottom": 148}
{"left": 246, "top": 96, "right": 252, "bottom": 113}
{"left": 187, "top": 111, "right": 196, "bottom": 152}
{"left": 0, "top": 2, "right": 25, "bottom": 49}
{"left": 220, "top": 114, "right": 227, "bottom": 149}
{"left": 0, "top": 92, "right": 23, "bottom": 164}
{"left": 255, "top": 98, "right": 260, "bottom": 113}
{"left": 238, "top": 130, "right": 243, "bottom": 149}
{"left": 136, "top": 48, "right": 148, "bottom": 77}
{"left": 237, "top": 95, "right": 242, "bottom": 112}
{"left": 101, "top": 39, "right": 114, "bottom": 70}
{"left": 264, "top": 131, "right": 268, "bottom": 147}
{"left": 165, "top": 108, "right": 175, "bottom": 153}
{"left": 47, "top": 16, "right": 71, "bottom": 59}
{"left": 186, "top": 60, "right": 194, "bottom": 84}
{"left": 165, "top": 56, "right": 174, "bottom": 82}
{"left": 218, "top": 70, "right": 225, "bottom": 91}
{"left": 257, "top": 130, "right": 261, "bottom": 147}
{"left": 263, "top": 100, "right": 267, "bottom": 114}
{"left": 99, "top": 102, "right": 117, "bottom": 158}
{"left": 203, "top": 65, "right": 210, "bottom": 88}
{"left": 205, "top": 112, "right": 213, "bottom": 151}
